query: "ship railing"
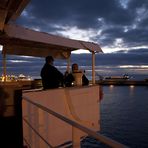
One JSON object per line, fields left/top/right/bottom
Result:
{"left": 22, "top": 96, "right": 128, "bottom": 148}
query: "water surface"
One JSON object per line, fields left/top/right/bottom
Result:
{"left": 82, "top": 86, "right": 148, "bottom": 148}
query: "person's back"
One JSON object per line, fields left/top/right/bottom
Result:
{"left": 40, "top": 56, "right": 63, "bottom": 89}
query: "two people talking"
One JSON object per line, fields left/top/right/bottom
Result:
{"left": 40, "top": 56, "right": 89, "bottom": 89}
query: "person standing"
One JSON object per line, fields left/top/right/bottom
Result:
{"left": 64, "top": 63, "right": 89, "bottom": 87}
{"left": 40, "top": 56, "right": 63, "bottom": 89}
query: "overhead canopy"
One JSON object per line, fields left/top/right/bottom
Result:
{"left": 0, "top": 24, "right": 102, "bottom": 59}
{"left": 0, "top": 0, "right": 30, "bottom": 31}
{"left": 0, "top": 0, "right": 102, "bottom": 59}
{"left": 0, "top": 0, "right": 101, "bottom": 83}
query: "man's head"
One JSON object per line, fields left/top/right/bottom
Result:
{"left": 45, "top": 56, "right": 54, "bottom": 65}
{"left": 72, "top": 63, "right": 78, "bottom": 72}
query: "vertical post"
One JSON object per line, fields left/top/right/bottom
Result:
{"left": 33, "top": 106, "right": 39, "bottom": 148}
{"left": 43, "top": 113, "right": 49, "bottom": 148}
{"left": 27, "top": 102, "right": 33, "bottom": 146}
{"left": 67, "top": 57, "right": 71, "bottom": 73}
{"left": 2, "top": 47, "right": 6, "bottom": 82}
{"left": 92, "top": 52, "right": 95, "bottom": 84}
{"left": 0, "top": 9, "right": 7, "bottom": 31}
{"left": 72, "top": 127, "right": 81, "bottom": 148}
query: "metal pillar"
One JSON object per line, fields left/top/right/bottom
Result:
{"left": 67, "top": 57, "right": 71, "bottom": 73}
{"left": 2, "top": 47, "right": 6, "bottom": 82}
{"left": 92, "top": 52, "right": 95, "bottom": 84}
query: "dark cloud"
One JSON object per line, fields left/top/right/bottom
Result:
{"left": 97, "top": 27, "right": 125, "bottom": 46}
{"left": 128, "top": 0, "right": 148, "bottom": 9}
{"left": 139, "top": 18, "right": 148, "bottom": 28}
{"left": 15, "top": 0, "right": 148, "bottom": 55}
{"left": 98, "top": 53, "right": 147, "bottom": 66}
{"left": 123, "top": 28, "right": 148, "bottom": 47}
{"left": 17, "top": 0, "right": 133, "bottom": 29}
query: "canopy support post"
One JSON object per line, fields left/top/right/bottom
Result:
{"left": 92, "top": 51, "right": 95, "bottom": 84}
{"left": 2, "top": 47, "right": 7, "bottom": 82}
{"left": 67, "top": 57, "right": 71, "bottom": 73}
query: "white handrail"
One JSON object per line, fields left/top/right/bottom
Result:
{"left": 23, "top": 96, "right": 128, "bottom": 148}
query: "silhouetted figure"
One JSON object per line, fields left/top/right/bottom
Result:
{"left": 40, "top": 56, "right": 63, "bottom": 89}
{"left": 64, "top": 63, "right": 89, "bottom": 87}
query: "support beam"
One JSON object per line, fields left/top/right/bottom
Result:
{"left": 11, "top": 0, "right": 30, "bottom": 21}
{"left": 2, "top": 46, "right": 7, "bottom": 82}
{"left": 92, "top": 52, "right": 95, "bottom": 84}
{"left": 67, "top": 57, "right": 71, "bottom": 73}
{"left": 0, "top": 9, "right": 7, "bottom": 31}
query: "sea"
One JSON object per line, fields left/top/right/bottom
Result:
{"left": 0, "top": 54, "right": 148, "bottom": 147}
{"left": 81, "top": 85, "right": 148, "bottom": 148}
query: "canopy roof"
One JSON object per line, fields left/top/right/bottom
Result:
{"left": 0, "top": 0, "right": 101, "bottom": 83}
{"left": 0, "top": 24, "right": 102, "bottom": 59}
{"left": 0, "top": 0, "right": 102, "bottom": 59}
{"left": 0, "top": 0, "right": 30, "bottom": 31}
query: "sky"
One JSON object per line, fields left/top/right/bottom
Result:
{"left": 15, "top": 0, "right": 148, "bottom": 53}
{"left": 0, "top": 0, "right": 148, "bottom": 78}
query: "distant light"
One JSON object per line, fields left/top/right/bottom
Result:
{"left": 9, "top": 60, "right": 30, "bottom": 63}
{"left": 130, "top": 85, "right": 135, "bottom": 88}
{"left": 119, "top": 65, "right": 148, "bottom": 68}
{"left": 0, "top": 45, "right": 2, "bottom": 51}
{"left": 110, "top": 85, "right": 114, "bottom": 88}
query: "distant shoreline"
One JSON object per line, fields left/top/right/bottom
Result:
{"left": 96, "top": 79, "right": 148, "bottom": 86}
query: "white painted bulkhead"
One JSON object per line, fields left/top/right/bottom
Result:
{"left": 22, "top": 85, "right": 101, "bottom": 147}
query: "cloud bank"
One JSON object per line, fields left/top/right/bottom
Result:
{"left": 16, "top": 0, "right": 148, "bottom": 53}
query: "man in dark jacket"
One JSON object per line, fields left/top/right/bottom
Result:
{"left": 40, "top": 56, "right": 63, "bottom": 89}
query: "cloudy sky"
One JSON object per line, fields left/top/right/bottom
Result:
{"left": 16, "top": 0, "right": 148, "bottom": 53}
{"left": 0, "top": 0, "right": 148, "bottom": 78}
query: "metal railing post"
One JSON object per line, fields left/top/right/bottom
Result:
{"left": 72, "top": 127, "right": 81, "bottom": 148}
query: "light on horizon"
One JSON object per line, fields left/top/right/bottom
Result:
{"left": 0, "top": 45, "right": 2, "bottom": 51}
{"left": 119, "top": 65, "right": 148, "bottom": 68}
